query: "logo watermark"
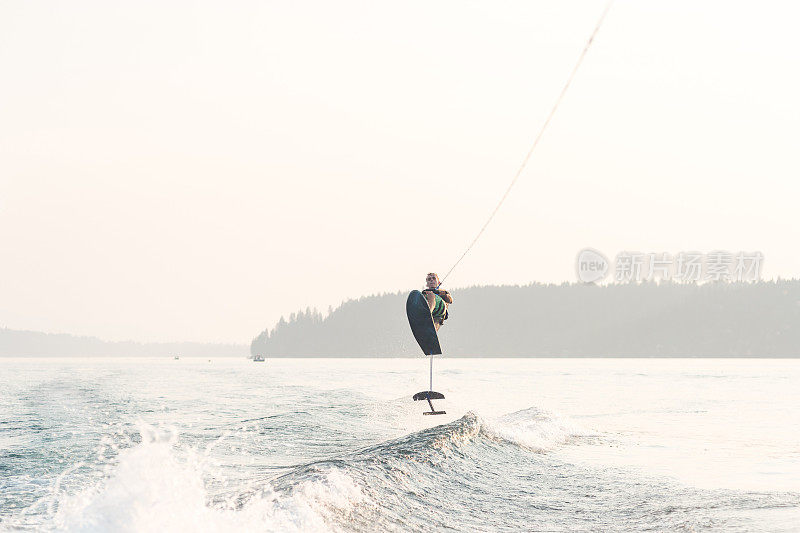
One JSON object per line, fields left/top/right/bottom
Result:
{"left": 576, "top": 248, "right": 610, "bottom": 283}
{"left": 575, "top": 249, "right": 763, "bottom": 283}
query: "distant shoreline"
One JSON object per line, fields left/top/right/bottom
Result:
{"left": 0, "top": 327, "right": 248, "bottom": 358}
{"left": 2, "top": 355, "right": 799, "bottom": 359}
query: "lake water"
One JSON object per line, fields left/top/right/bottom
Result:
{"left": 1, "top": 357, "right": 798, "bottom": 532}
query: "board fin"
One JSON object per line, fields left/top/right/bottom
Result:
{"left": 412, "top": 391, "right": 445, "bottom": 401}
{"left": 413, "top": 390, "right": 446, "bottom": 415}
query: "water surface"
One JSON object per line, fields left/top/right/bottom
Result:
{"left": 1, "top": 357, "right": 798, "bottom": 532}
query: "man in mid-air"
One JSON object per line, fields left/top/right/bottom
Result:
{"left": 422, "top": 273, "right": 453, "bottom": 331}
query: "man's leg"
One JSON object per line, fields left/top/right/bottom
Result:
{"left": 424, "top": 291, "right": 436, "bottom": 312}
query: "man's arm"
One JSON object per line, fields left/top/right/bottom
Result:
{"left": 425, "top": 288, "right": 452, "bottom": 304}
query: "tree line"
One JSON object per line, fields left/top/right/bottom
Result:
{"left": 251, "top": 280, "right": 800, "bottom": 357}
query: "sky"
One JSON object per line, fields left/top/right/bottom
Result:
{"left": 1, "top": 0, "right": 799, "bottom": 343}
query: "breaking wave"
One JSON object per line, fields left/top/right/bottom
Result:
{"left": 6, "top": 408, "right": 796, "bottom": 533}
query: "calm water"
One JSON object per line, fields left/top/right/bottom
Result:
{"left": 1, "top": 357, "right": 798, "bottom": 532}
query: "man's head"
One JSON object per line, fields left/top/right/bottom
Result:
{"left": 425, "top": 273, "right": 440, "bottom": 289}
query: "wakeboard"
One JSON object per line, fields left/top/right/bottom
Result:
{"left": 407, "top": 290, "right": 445, "bottom": 415}
{"left": 406, "top": 290, "right": 442, "bottom": 356}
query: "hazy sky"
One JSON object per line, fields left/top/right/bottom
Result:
{"left": 1, "top": 0, "right": 799, "bottom": 343}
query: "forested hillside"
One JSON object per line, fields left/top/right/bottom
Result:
{"left": 251, "top": 281, "right": 800, "bottom": 357}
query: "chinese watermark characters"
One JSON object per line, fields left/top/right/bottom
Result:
{"left": 576, "top": 249, "right": 763, "bottom": 283}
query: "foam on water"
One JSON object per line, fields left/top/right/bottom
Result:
{"left": 484, "top": 406, "right": 600, "bottom": 452}
{"left": 40, "top": 411, "right": 588, "bottom": 532}
{"left": 47, "top": 423, "right": 369, "bottom": 533}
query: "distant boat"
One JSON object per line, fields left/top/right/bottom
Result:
{"left": 253, "top": 355, "right": 265, "bottom": 362}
